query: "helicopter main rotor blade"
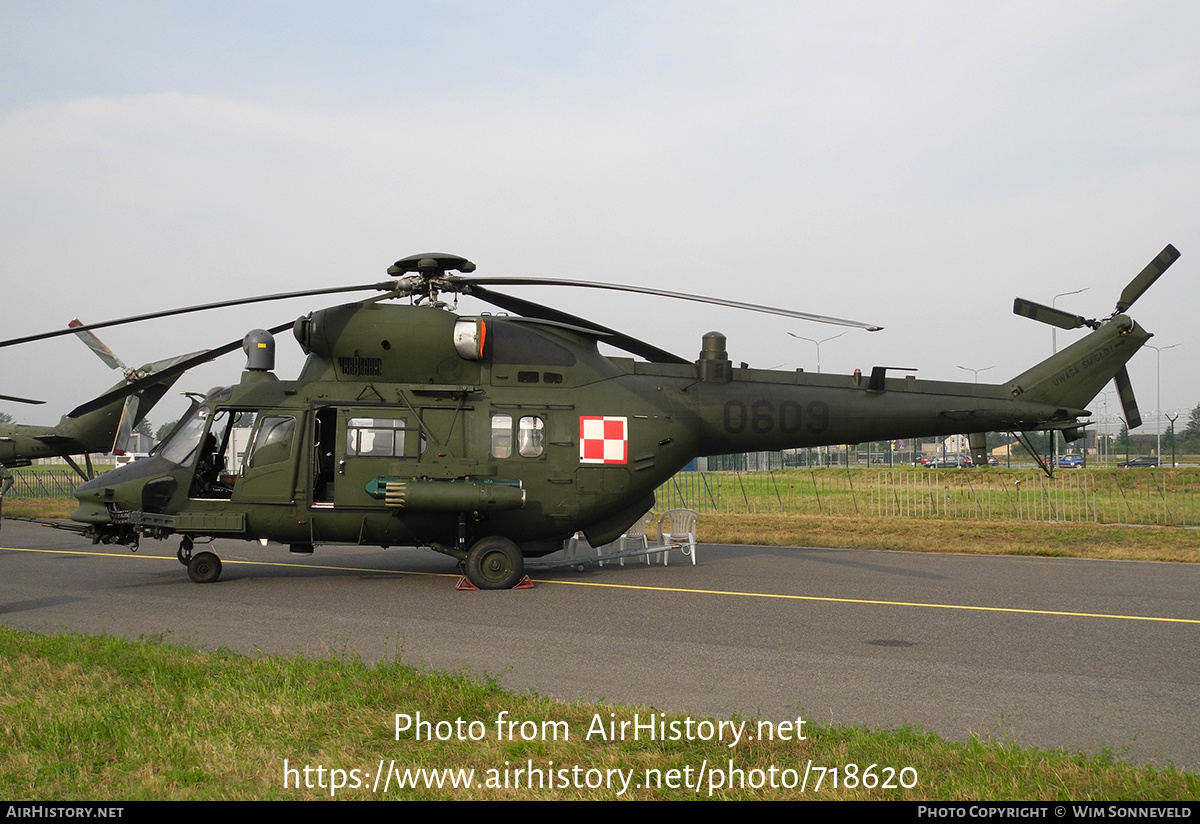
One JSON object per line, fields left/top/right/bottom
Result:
{"left": 69, "top": 319, "right": 126, "bottom": 371}
{"left": 1, "top": 283, "right": 397, "bottom": 350}
{"left": 67, "top": 322, "right": 294, "bottom": 418}
{"left": 1113, "top": 365, "right": 1142, "bottom": 430}
{"left": 0, "top": 394, "right": 44, "bottom": 405}
{"left": 1012, "top": 298, "right": 1088, "bottom": 330}
{"left": 456, "top": 277, "right": 884, "bottom": 332}
{"left": 1115, "top": 244, "right": 1179, "bottom": 314}
{"left": 464, "top": 285, "right": 690, "bottom": 364}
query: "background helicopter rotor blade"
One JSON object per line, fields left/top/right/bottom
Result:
{"left": 111, "top": 395, "right": 139, "bottom": 454}
{"left": 1115, "top": 244, "right": 1179, "bottom": 314}
{"left": 1011, "top": 297, "right": 1089, "bottom": 330}
{"left": 455, "top": 277, "right": 885, "bottom": 332}
{"left": 0, "top": 283, "right": 397, "bottom": 350}
{"left": 69, "top": 319, "right": 127, "bottom": 371}
{"left": 0, "top": 394, "right": 45, "bottom": 405}
{"left": 464, "top": 285, "right": 690, "bottom": 364}
{"left": 67, "top": 321, "right": 294, "bottom": 418}
{"left": 1113, "top": 365, "right": 1142, "bottom": 430}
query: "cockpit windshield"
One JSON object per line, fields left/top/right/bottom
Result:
{"left": 157, "top": 407, "right": 210, "bottom": 466}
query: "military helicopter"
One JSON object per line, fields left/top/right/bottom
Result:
{"left": 0, "top": 322, "right": 201, "bottom": 478}
{"left": 1, "top": 245, "right": 1177, "bottom": 589}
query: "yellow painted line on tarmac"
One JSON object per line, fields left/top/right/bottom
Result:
{"left": 532, "top": 577, "right": 1200, "bottom": 625}
{"left": 0, "top": 545, "right": 453, "bottom": 578}
{"left": 4, "top": 545, "right": 1198, "bottom": 625}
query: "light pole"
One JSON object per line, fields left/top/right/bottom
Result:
{"left": 1097, "top": 389, "right": 1115, "bottom": 466}
{"left": 1051, "top": 288, "right": 1089, "bottom": 354}
{"left": 788, "top": 331, "right": 846, "bottom": 466}
{"left": 1147, "top": 343, "right": 1180, "bottom": 460}
{"left": 787, "top": 331, "right": 846, "bottom": 374}
{"left": 1166, "top": 410, "right": 1180, "bottom": 468}
{"left": 1049, "top": 288, "right": 1088, "bottom": 468}
{"left": 956, "top": 365, "right": 995, "bottom": 383}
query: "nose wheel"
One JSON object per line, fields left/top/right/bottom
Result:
{"left": 464, "top": 536, "right": 524, "bottom": 590}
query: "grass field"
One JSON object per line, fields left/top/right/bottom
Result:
{"left": 2, "top": 628, "right": 1196, "bottom": 800}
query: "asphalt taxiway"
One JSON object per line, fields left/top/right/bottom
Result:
{"left": 2, "top": 519, "right": 1197, "bottom": 769}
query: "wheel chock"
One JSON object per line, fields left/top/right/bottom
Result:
{"left": 456, "top": 575, "right": 534, "bottom": 591}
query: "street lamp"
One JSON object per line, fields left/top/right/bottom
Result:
{"left": 1047, "top": 287, "right": 1088, "bottom": 467}
{"left": 1146, "top": 343, "right": 1180, "bottom": 460}
{"left": 1051, "top": 287, "right": 1089, "bottom": 354}
{"left": 1097, "top": 389, "right": 1115, "bottom": 466}
{"left": 788, "top": 331, "right": 847, "bottom": 467}
{"left": 787, "top": 331, "right": 846, "bottom": 374}
{"left": 956, "top": 365, "right": 995, "bottom": 383}
{"left": 1166, "top": 410, "right": 1180, "bottom": 468}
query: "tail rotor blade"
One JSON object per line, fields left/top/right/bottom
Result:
{"left": 1116, "top": 244, "right": 1179, "bottom": 314}
{"left": 67, "top": 321, "right": 294, "bottom": 419}
{"left": 1114, "top": 366, "right": 1142, "bottom": 429}
{"left": 1012, "top": 298, "right": 1087, "bottom": 330}
{"left": 69, "top": 319, "right": 126, "bottom": 371}
{"left": 112, "top": 396, "right": 138, "bottom": 454}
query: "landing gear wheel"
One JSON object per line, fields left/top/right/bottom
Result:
{"left": 187, "top": 552, "right": 222, "bottom": 584}
{"left": 465, "top": 536, "right": 524, "bottom": 590}
{"left": 177, "top": 537, "right": 194, "bottom": 566}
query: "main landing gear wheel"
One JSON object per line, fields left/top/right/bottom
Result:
{"left": 464, "top": 536, "right": 524, "bottom": 590}
{"left": 187, "top": 552, "right": 222, "bottom": 584}
{"left": 177, "top": 537, "right": 194, "bottom": 566}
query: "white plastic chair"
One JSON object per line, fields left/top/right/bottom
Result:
{"left": 613, "top": 511, "right": 654, "bottom": 566}
{"left": 656, "top": 508, "right": 698, "bottom": 566}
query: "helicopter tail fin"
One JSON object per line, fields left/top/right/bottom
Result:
{"left": 1005, "top": 315, "right": 1150, "bottom": 426}
{"left": 1006, "top": 245, "right": 1177, "bottom": 430}
{"left": 50, "top": 352, "right": 199, "bottom": 453}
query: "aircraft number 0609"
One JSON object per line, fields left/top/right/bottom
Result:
{"left": 722, "top": 399, "right": 830, "bottom": 435}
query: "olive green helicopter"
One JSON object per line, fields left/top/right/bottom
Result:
{"left": 1, "top": 246, "right": 1178, "bottom": 588}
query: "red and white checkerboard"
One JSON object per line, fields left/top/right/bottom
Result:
{"left": 579, "top": 416, "right": 628, "bottom": 464}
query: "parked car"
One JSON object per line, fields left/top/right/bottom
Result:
{"left": 1117, "top": 456, "right": 1160, "bottom": 468}
{"left": 929, "top": 455, "right": 972, "bottom": 468}
{"left": 1057, "top": 454, "right": 1085, "bottom": 468}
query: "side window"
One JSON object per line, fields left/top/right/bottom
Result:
{"left": 346, "top": 417, "right": 423, "bottom": 458}
{"left": 490, "top": 413, "right": 513, "bottom": 458}
{"left": 518, "top": 416, "right": 545, "bottom": 457}
{"left": 490, "top": 413, "right": 545, "bottom": 459}
{"left": 245, "top": 416, "right": 296, "bottom": 469}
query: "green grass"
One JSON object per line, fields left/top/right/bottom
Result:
{"left": 0, "top": 628, "right": 1196, "bottom": 800}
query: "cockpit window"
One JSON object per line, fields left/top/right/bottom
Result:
{"left": 158, "top": 408, "right": 210, "bottom": 466}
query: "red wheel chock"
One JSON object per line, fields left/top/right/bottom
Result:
{"left": 455, "top": 575, "right": 535, "bottom": 591}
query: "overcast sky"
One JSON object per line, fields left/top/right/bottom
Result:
{"left": 2, "top": 1, "right": 1198, "bottom": 439}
